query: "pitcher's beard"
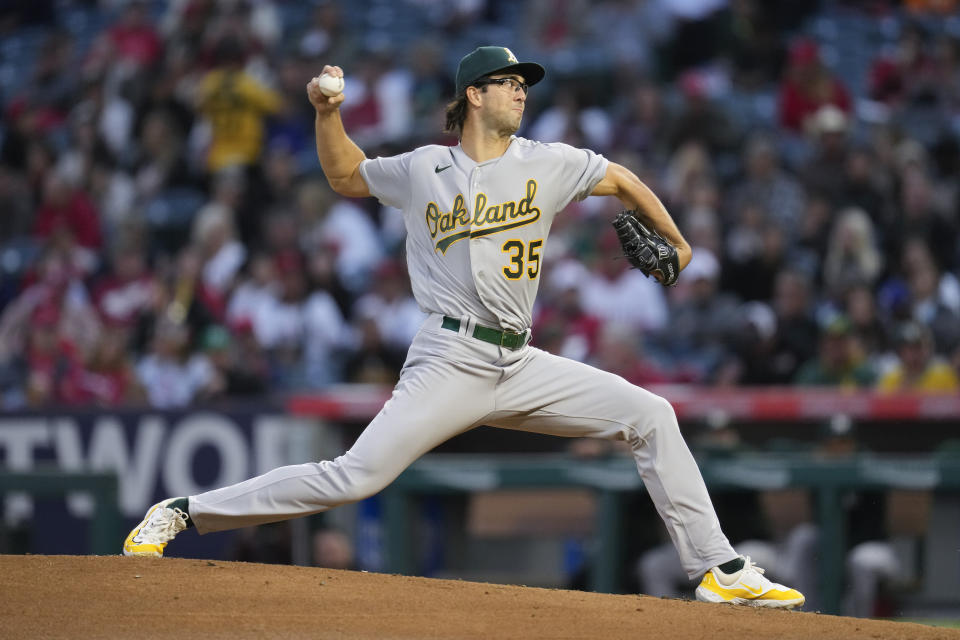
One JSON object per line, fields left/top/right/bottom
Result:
{"left": 486, "top": 111, "right": 522, "bottom": 138}
{"left": 497, "top": 122, "right": 519, "bottom": 137}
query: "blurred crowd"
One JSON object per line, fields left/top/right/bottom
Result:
{"left": 0, "top": 0, "right": 959, "bottom": 410}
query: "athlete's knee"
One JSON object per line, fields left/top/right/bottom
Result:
{"left": 617, "top": 392, "right": 677, "bottom": 445}
{"left": 310, "top": 455, "right": 395, "bottom": 505}
{"left": 341, "top": 467, "right": 393, "bottom": 503}
{"left": 635, "top": 394, "right": 680, "bottom": 441}
{"left": 354, "top": 484, "right": 384, "bottom": 503}
{"left": 651, "top": 395, "right": 678, "bottom": 422}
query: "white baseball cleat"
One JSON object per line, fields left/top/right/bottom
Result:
{"left": 695, "top": 556, "right": 805, "bottom": 609}
{"left": 122, "top": 497, "right": 190, "bottom": 557}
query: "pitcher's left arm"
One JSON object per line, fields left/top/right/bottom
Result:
{"left": 591, "top": 162, "right": 692, "bottom": 271}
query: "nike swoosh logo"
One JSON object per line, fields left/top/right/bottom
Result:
{"left": 435, "top": 164, "right": 451, "bottom": 173}
{"left": 740, "top": 583, "right": 764, "bottom": 595}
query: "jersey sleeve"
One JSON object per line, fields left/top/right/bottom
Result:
{"left": 359, "top": 152, "right": 414, "bottom": 209}
{"left": 554, "top": 144, "right": 609, "bottom": 210}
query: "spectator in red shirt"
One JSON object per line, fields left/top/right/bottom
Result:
{"left": 778, "top": 39, "right": 852, "bottom": 133}
{"left": 33, "top": 171, "right": 103, "bottom": 250}
{"left": 92, "top": 243, "right": 159, "bottom": 328}
{"left": 24, "top": 303, "right": 87, "bottom": 406}
{"left": 0, "top": 247, "right": 102, "bottom": 368}
{"left": 108, "top": 1, "right": 163, "bottom": 69}
{"left": 77, "top": 326, "right": 145, "bottom": 406}
{"left": 868, "top": 23, "right": 937, "bottom": 107}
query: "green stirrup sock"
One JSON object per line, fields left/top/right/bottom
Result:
{"left": 717, "top": 557, "right": 745, "bottom": 575}
{"left": 168, "top": 497, "right": 194, "bottom": 528}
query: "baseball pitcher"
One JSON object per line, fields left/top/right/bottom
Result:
{"left": 124, "top": 46, "right": 804, "bottom": 609}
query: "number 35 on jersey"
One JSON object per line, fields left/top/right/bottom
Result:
{"left": 501, "top": 239, "right": 543, "bottom": 280}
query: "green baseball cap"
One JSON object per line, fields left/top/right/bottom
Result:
{"left": 455, "top": 46, "right": 545, "bottom": 95}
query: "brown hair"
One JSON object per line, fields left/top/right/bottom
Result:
{"left": 444, "top": 94, "right": 468, "bottom": 135}
{"left": 443, "top": 83, "right": 490, "bottom": 135}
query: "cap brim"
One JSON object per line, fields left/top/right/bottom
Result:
{"left": 488, "top": 62, "right": 545, "bottom": 87}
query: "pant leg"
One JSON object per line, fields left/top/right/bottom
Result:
{"left": 488, "top": 347, "right": 737, "bottom": 579}
{"left": 190, "top": 327, "right": 498, "bottom": 533}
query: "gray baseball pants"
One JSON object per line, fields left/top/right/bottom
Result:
{"left": 190, "top": 313, "right": 737, "bottom": 578}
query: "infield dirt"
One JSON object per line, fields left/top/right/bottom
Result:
{"left": 1, "top": 555, "right": 957, "bottom": 639}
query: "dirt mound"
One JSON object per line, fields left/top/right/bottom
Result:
{"left": 1, "top": 555, "right": 956, "bottom": 639}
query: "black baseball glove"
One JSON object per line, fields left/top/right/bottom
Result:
{"left": 611, "top": 210, "right": 680, "bottom": 287}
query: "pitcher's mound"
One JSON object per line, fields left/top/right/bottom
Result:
{"left": 1, "top": 555, "right": 955, "bottom": 639}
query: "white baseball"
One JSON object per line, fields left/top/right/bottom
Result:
{"left": 314, "top": 73, "right": 345, "bottom": 97}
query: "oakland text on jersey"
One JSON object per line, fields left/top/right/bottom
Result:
{"left": 426, "top": 179, "right": 541, "bottom": 254}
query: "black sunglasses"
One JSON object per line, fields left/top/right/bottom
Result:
{"left": 473, "top": 77, "right": 529, "bottom": 95}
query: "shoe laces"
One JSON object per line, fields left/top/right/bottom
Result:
{"left": 741, "top": 555, "right": 765, "bottom": 577}
{"left": 138, "top": 507, "right": 188, "bottom": 544}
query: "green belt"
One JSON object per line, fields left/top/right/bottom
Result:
{"left": 441, "top": 316, "right": 529, "bottom": 350}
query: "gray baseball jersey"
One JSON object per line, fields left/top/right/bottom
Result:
{"left": 359, "top": 136, "right": 607, "bottom": 332}
{"left": 188, "top": 136, "right": 737, "bottom": 581}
